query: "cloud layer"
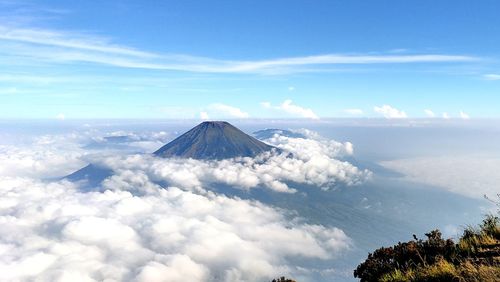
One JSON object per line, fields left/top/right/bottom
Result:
{"left": 380, "top": 156, "right": 500, "bottom": 199}
{"left": 96, "top": 129, "right": 369, "bottom": 194}
{"left": 0, "top": 127, "right": 367, "bottom": 281}
{"left": 0, "top": 177, "right": 351, "bottom": 281}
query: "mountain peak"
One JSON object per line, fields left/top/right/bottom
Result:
{"left": 154, "top": 121, "right": 277, "bottom": 160}
{"left": 199, "top": 120, "right": 231, "bottom": 127}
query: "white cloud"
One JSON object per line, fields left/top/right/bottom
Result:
{"left": 199, "top": 111, "right": 209, "bottom": 120}
{"left": 218, "top": 54, "right": 477, "bottom": 73}
{"left": 0, "top": 175, "right": 352, "bottom": 281}
{"left": 136, "top": 256, "right": 209, "bottom": 282}
{"left": 263, "top": 100, "right": 319, "bottom": 119}
{"left": 424, "top": 109, "right": 435, "bottom": 118}
{"left": 0, "top": 126, "right": 368, "bottom": 281}
{"left": 460, "top": 111, "right": 470, "bottom": 120}
{"left": 99, "top": 130, "right": 369, "bottom": 194}
{"left": 0, "top": 144, "right": 84, "bottom": 179}
{"left": 344, "top": 109, "right": 363, "bottom": 115}
{"left": 442, "top": 112, "right": 450, "bottom": 119}
{"left": 206, "top": 103, "right": 249, "bottom": 119}
{"left": 483, "top": 74, "right": 500, "bottom": 80}
{"left": 288, "top": 86, "right": 295, "bottom": 91}
{"left": 388, "top": 48, "right": 409, "bottom": 53}
{"left": 373, "top": 105, "right": 407, "bottom": 119}
{"left": 380, "top": 156, "right": 500, "bottom": 199}
{"left": 8, "top": 127, "right": 367, "bottom": 194}
{"left": 0, "top": 25, "right": 478, "bottom": 74}
{"left": 0, "top": 129, "right": 179, "bottom": 179}
{"left": 56, "top": 113, "right": 65, "bottom": 120}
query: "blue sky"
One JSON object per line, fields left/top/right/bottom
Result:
{"left": 1, "top": 0, "right": 500, "bottom": 119}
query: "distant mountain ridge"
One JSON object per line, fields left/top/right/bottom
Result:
{"left": 63, "top": 164, "right": 114, "bottom": 189}
{"left": 154, "top": 121, "right": 278, "bottom": 160}
{"left": 253, "top": 129, "right": 307, "bottom": 140}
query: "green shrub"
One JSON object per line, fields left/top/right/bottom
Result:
{"left": 413, "top": 258, "right": 459, "bottom": 282}
{"left": 380, "top": 269, "right": 413, "bottom": 282}
{"left": 481, "top": 215, "right": 500, "bottom": 240}
{"left": 458, "top": 260, "right": 500, "bottom": 282}
{"left": 271, "top": 277, "right": 296, "bottom": 282}
{"left": 354, "top": 215, "right": 500, "bottom": 282}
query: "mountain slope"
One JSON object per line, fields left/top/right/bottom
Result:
{"left": 154, "top": 121, "right": 277, "bottom": 159}
{"left": 63, "top": 164, "right": 114, "bottom": 189}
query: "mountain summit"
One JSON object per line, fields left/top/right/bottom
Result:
{"left": 154, "top": 121, "right": 277, "bottom": 160}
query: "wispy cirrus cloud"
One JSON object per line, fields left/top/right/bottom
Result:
{"left": 0, "top": 0, "right": 69, "bottom": 26}
{"left": 0, "top": 74, "right": 66, "bottom": 84}
{"left": 0, "top": 24, "right": 479, "bottom": 75}
{"left": 0, "top": 25, "right": 155, "bottom": 57}
{"left": 482, "top": 74, "right": 500, "bottom": 80}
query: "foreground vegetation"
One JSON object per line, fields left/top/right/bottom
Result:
{"left": 271, "top": 277, "right": 296, "bottom": 282}
{"left": 354, "top": 215, "right": 500, "bottom": 281}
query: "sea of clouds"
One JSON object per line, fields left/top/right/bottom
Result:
{"left": 380, "top": 156, "right": 500, "bottom": 199}
{"left": 0, "top": 127, "right": 370, "bottom": 281}
{"left": 95, "top": 129, "right": 370, "bottom": 194}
